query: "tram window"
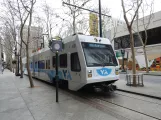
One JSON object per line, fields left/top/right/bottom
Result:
{"left": 59, "top": 54, "right": 67, "bottom": 68}
{"left": 46, "top": 60, "right": 50, "bottom": 69}
{"left": 71, "top": 53, "right": 81, "bottom": 72}
{"left": 35, "top": 62, "right": 37, "bottom": 68}
{"left": 52, "top": 56, "right": 56, "bottom": 67}
{"left": 38, "top": 60, "right": 45, "bottom": 69}
{"left": 30, "top": 62, "right": 32, "bottom": 68}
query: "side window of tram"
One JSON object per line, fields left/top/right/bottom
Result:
{"left": 46, "top": 60, "right": 50, "bottom": 69}
{"left": 30, "top": 62, "right": 32, "bottom": 68}
{"left": 38, "top": 60, "right": 45, "bottom": 69}
{"left": 35, "top": 62, "right": 38, "bottom": 69}
{"left": 71, "top": 53, "right": 81, "bottom": 71}
{"left": 59, "top": 54, "right": 67, "bottom": 68}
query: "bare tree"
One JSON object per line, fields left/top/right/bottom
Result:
{"left": 136, "top": 0, "right": 154, "bottom": 73}
{"left": 121, "top": 0, "right": 143, "bottom": 85}
{"left": 62, "top": 0, "right": 91, "bottom": 34}
{"left": 0, "top": 0, "right": 19, "bottom": 73}
{"left": 0, "top": 26, "right": 14, "bottom": 71}
{"left": 42, "top": 2, "right": 54, "bottom": 39}
{"left": 3, "top": 0, "right": 30, "bottom": 78}
{"left": 19, "top": 0, "right": 36, "bottom": 87}
{"left": 5, "top": 0, "right": 36, "bottom": 87}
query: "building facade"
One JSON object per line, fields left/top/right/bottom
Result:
{"left": 103, "top": 17, "right": 125, "bottom": 39}
{"left": 110, "top": 11, "right": 161, "bottom": 50}
{"left": 20, "top": 26, "right": 43, "bottom": 58}
{"left": 109, "top": 11, "right": 161, "bottom": 70}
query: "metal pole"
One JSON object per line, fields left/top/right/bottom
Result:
{"left": 122, "top": 53, "right": 125, "bottom": 71}
{"left": 15, "top": 48, "right": 17, "bottom": 76}
{"left": 43, "top": 36, "right": 45, "bottom": 48}
{"left": 55, "top": 51, "right": 59, "bottom": 102}
{"left": 17, "top": 53, "right": 20, "bottom": 75}
{"left": 126, "top": 51, "right": 129, "bottom": 74}
{"left": 62, "top": 2, "right": 111, "bottom": 17}
{"left": 99, "top": 0, "right": 102, "bottom": 37}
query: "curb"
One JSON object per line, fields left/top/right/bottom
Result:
{"left": 116, "top": 89, "right": 161, "bottom": 100}
{"left": 143, "top": 73, "right": 161, "bottom": 76}
{"left": 119, "top": 73, "right": 161, "bottom": 76}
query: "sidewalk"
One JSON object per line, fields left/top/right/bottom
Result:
{"left": 0, "top": 70, "right": 118, "bottom": 120}
{"left": 120, "top": 70, "right": 161, "bottom": 76}
{"left": 114, "top": 74, "right": 161, "bottom": 99}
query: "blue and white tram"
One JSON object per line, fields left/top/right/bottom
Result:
{"left": 22, "top": 34, "right": 119, "bottom": 91}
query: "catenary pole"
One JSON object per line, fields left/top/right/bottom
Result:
{"left": 99, "top": 0, "right": 102, "bottom": 37}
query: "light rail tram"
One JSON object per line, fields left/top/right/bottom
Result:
{"left": 22, "top": 34, "right": 119, "bottom": 92}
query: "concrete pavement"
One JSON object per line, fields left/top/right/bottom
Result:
{"left": 115, "top": 74, "right": 161, "bottom": 99}
{"left": 0, "top": 70, "right": 120, "bottom": 120}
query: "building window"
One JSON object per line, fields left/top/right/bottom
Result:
{"left": 46, "top": 60, "right": 50, "bottom": 69}
{"left": 38, "top": 60, "right": 45, "bottom": 69}
{"left": 52, "top": 56, "right": 56, "bottom": 67}
{"left": 59, "top": 54, "right": 67, "bottom": 68}
{"left": 71, "top": 52, "right": 81, "bottom": 72}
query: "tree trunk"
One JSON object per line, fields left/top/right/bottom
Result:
{"left": 15, "top": 55, "right": 18, "bottom": 75}
{"left": 143, "top": 46, "right": 149, "bottom": 73}
{"left": 9, "top": 56, "right": 12, "bottom": 72}
{"left": 20, "top": 55, "right": 23, "bottom": 78}
{"left": 20, "top": 41, "right": 23, "bottom": 78}
{"left": 129, "top": 28, "right": 136, "bottom": 86}
{"left": 26, "top": 45, "right": 34, "bottom": 87}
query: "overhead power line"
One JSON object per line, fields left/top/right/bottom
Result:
{"left": 62, "top": 2, "right": 111, "bottom": 18}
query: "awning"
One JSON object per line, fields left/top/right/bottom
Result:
{"left": 147, "top": 53, "right": 161, "bottom": 60}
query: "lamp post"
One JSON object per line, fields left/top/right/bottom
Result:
{"left": 50, "top": 39, "right": 63, "bottom": 103}
{"left": 121, "top": 49, "right": 126, "bottom": 72}
{"left": 15, "top": 51, "right": 20, "bottom": 76}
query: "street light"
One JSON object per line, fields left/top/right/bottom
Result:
{"left": 121, "top": 49, "right": 126, "bottom": 72}
{"left": 50, "top": 39, "right": 63, "bottom": 103}
{"left": 15, "top": 50, "right": 20, "bottom": 76}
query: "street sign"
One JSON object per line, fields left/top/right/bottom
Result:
{"left": 51, "top": 40, "right": 63, "bottom": 52}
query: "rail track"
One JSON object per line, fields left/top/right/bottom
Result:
{"left": 34, "top": 78, "right": 161, "bottom": 120}
{"left": 68, "top": 90, "right": 161, "bottom": 120}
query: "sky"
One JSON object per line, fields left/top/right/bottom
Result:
{"left": 0, "top": 0, "right": 161, "bottom": 37}
{"left": 38, "top": 0, "right": 161, "bottom": 19}
{"left": 33, "top": 0, "right": 161, "bottom": 37}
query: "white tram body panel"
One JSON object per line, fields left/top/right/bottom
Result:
{"left": 22, "top": 34, "right": 119, "bottom": 91}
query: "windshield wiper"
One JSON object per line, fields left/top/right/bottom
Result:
{"left": 104, "top": 63, "right": 117, "bottom": 66}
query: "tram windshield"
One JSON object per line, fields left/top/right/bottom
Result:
{"left": 82, "top": 42, "right": 118, "bottom": 67}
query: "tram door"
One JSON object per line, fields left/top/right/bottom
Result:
{"left": 69, "top": 52, "right": 81, "bottom": 89}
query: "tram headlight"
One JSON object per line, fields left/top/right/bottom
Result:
{"left": 88, "top": 70, "right": 92, "bottom": 78}
{"left": 88, "top": 74, "right": 92, "bottom": 78}
{"left": 115, "top": 68, "right": 119, "bottom": 75}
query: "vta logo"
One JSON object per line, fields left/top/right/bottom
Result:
{"left": 62, "top": 70, "right": 72, "bottom": 80}
{"left": 96, "top": 68, "right": 112, "bottom": 76}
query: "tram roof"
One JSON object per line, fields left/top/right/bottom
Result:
{"left": 22, "top": 34, "right": 111, "bottom": 59}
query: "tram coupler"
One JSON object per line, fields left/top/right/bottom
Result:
{"left": 103, "top": 84, "right": 117, "bottom": 92}
{"left": 93, "top": 86, "right": 102, "bottom": 93}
